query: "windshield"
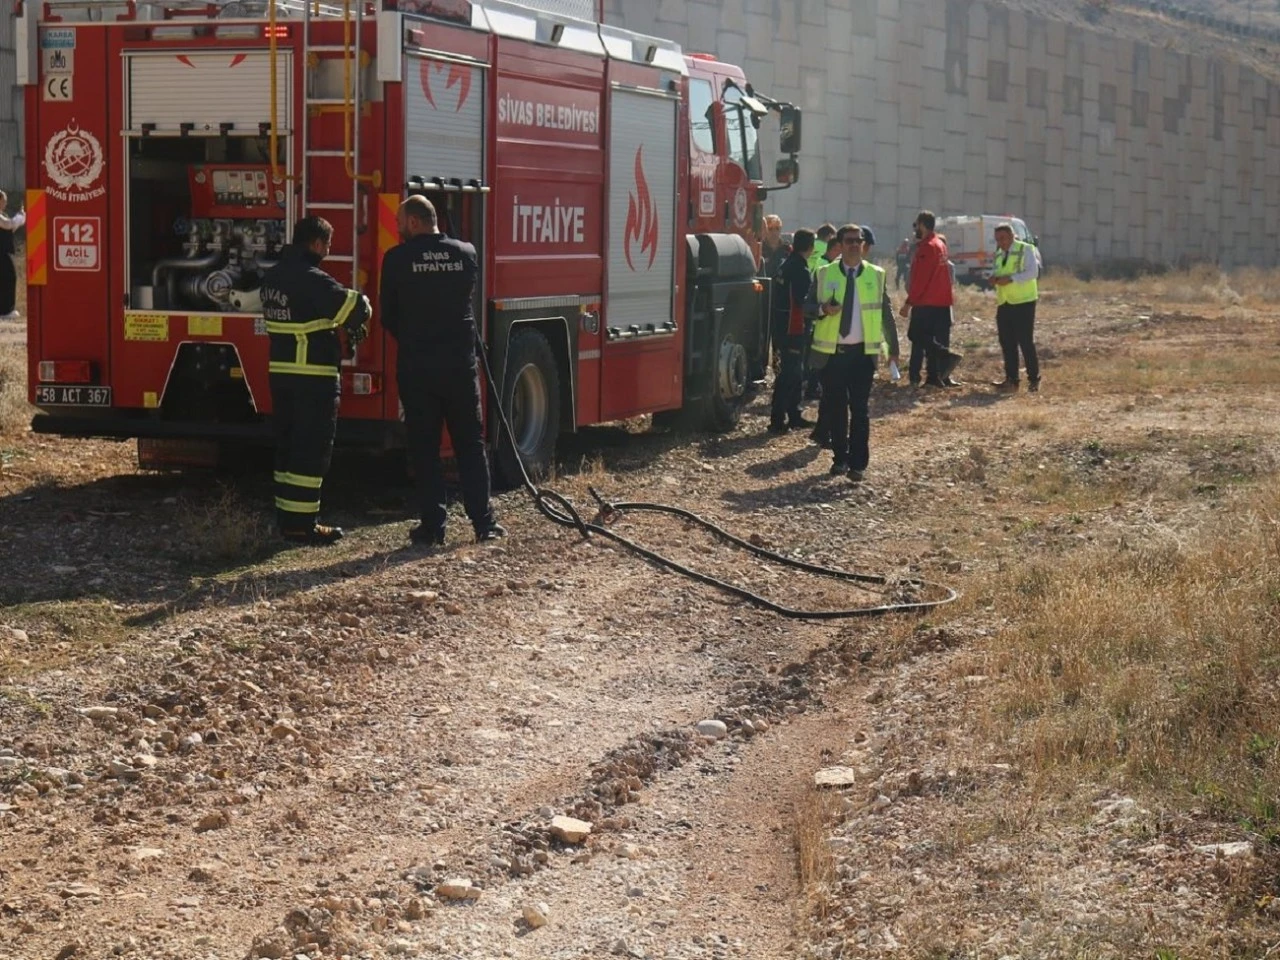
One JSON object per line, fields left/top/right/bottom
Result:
{"left": 723, "top": 86, "right": 762, "bottom": 181}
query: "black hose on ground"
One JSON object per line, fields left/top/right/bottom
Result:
{"left": 479, "top": 344, "right": 957, "bottom": 619}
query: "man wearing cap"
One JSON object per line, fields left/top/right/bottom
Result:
{"left": 990, "top": 222, "right": 1043, "bottom": 393}
{"left": 807, "top": 224, "right": 889, "bottom": 482}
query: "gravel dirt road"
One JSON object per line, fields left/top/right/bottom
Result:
{"left": 3, "top": 272, "right": 1279, "bottom": 959}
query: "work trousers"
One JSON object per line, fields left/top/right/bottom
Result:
{"left": 770, "top": 345, "right": 805, "bottom": 427}
{"left": 821, "top": 349, "right": 877, "bottom": 471}
{"left": 802, "top": 327, "right": 822, "bottom": 401}
{"left": 0, "top": 253, "right": 16, "bottom": 315}
{"left": 399, "top": 359, "right": 495, "bottom": 538}
{"left": 996, "top": 300, "right": 1040, "bottom": 383}
{"left": 269, "top": 373, "right": 341, "bottom": 532}
{"left": 907, "top": 305, "right": 952, "bottom": 384}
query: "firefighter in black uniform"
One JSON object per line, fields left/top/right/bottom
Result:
{"left": 260, "top": 216, "right": 370, "bottom": 545}
{"left": 379, "top": 195, "right": 504, "bottom": 546}
{"left": 768, "top": 228, "right": 816, "bottom": 434}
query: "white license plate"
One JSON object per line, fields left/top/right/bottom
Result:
{"left": 35, "top": 385, "right": 112, "bottom": 406}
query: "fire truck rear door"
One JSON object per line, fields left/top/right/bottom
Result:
{"left": 602, "top": 85, "right": 680, "bottom": 418}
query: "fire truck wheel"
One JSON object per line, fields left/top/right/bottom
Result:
{"left": 704, "top": 333, "right": 749, "bottom": 431}
{"left": 496, "top": 329, "right": 561, "bottom": 486}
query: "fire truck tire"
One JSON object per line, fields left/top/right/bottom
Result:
{"left": 703, "top": 331, "right": 749, "bottom": 432}
{"left": 496, "top": 329, "right": 561, "bottom": 486}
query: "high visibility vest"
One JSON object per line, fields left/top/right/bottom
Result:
{"left": 806, "top": 248, "right": 827, "bottom": 275}
{"left": 993, "top": 239, "right": 1039, "bottom": 306}
{"left": 810, "top": 260, "right": 886, "bottom": 357}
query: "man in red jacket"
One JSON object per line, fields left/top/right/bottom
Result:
{"left": 900, "top": 210, "right": 961, "bottom": 388}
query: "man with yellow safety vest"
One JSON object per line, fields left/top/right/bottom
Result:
{"left": 802, "top": 223, "right": 840, "bottom": 423}
{"left": 806, "top": 224, "right": 893, "bottom": 481}
{"left": 990, "top": 223, "right": 1042, "bottom": 393}
{"left": 261, "top": 216, "right": 371, "bottom": 544}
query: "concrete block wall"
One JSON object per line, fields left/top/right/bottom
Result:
{"left": 603, "top": 0, "right": 1280, "bottom": 268}
{"left": 0, "top": 8, "right": 22, "bottom": 195}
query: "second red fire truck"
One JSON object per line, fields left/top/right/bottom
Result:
{"left": 19, "top": 0, "right": 802, "bottom": 481}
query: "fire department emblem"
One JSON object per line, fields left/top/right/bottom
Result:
{"left": 732, "top": 186, "right": 748, "bottom": 227}
{"left": 44, "top": 120, "right": 105, "bottom": 201}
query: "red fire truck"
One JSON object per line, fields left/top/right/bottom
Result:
{"left": 18, "top": 0, "right": 801, "bottom": 482}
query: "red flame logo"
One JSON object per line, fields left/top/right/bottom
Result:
{"left": 624, "top": 147, "right": 659, "bottom": 272}
{"left": 420, "top": 61, "right": 471, "bottom": 112}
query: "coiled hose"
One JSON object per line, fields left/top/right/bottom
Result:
{"left": 478, "top": 344, "right": 957, "bottom": 619}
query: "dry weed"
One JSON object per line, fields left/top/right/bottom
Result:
{"left": 794, "top": 787, "right": 842, "bottom": 934}
{"left": 979, "top": 485, "right": 1280, "bottom": 837}
{"left": 1043, "top": 263, "right": 1280, "bottom": 308}
{"left": 175, "top": 485, "right": 275, "bottom": 564}
{"left": 0, "top": 341, "right": 29, "bottom": 434}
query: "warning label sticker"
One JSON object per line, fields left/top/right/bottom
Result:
{"left": 187, "top": 316, "right": 224, "bottom": 337}
{"left": 124, "top": 313, "right": 170, "bottom": 342}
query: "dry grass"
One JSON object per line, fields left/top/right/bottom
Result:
{"left": 1043, "top": 264, "right": 1280, "bottom": 308}
{"left": 978, "top": 484, "right": 1280, "bottom": 837}
{"left": 794, "top": 787, "right": 842, "bottom": 934}
{"left": 0, "top": 340, "right": 28, "bottom": 434}
{"left": 174, "top": 484, "right": 276, "bottom": 565}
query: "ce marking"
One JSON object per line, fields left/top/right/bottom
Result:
{"left": 44, "top": 75, "right": 73, "bottom": 101}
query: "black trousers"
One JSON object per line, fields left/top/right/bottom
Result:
{"left": 996, "top": 300, "right": 1039, "bottom": 382}
{"left": 399, "top": 359, "right": 495, "bottom": 537}
{"left": 907, "top": 305, "right": 952, "bottom": 384}
{"left": 821, "top": 350, "right": 877, "bottom": 471}
{"left": 270, "top": 373, "right": 341, "bottom": 532}
{"left": 0, "top": 253, "right": 16, "bottom": 315}
{"left": 770, "top": 345, "right": 804, "bottom": 427}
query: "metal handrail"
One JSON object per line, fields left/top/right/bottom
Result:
{"left": 266, "top": 0, "right": 297, "bottom": 184}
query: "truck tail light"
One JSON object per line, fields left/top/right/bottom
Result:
{"left": 345, "top": 373, "right": 379, "bottom": 396}
{"left": 38, "top": 360, "right": 92, "bottom": 383}
{"left": 262, "top": 24, "right": 290, "bottom": 38}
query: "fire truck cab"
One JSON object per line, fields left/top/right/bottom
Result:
{"left": 18, "top": 0, "right": 801, "bottom": 481}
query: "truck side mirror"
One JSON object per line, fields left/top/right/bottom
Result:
{"left": 775, "top": 157, "right": 799, "bottom": 186}
{"left": 779, "top": 104, "right": 801, "bottom": 155}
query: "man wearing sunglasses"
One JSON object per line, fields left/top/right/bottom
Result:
{"left": 807, "top": 225, "right": 890, "bottom": 481}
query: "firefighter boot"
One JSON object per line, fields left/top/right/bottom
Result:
{"left": 475, "top": 523, "right": 508, "bottom": 543}
{"left": 281, "top": 524, "right": 345, "bottom": 546}
{"left": 409, "top": 524, "right": 446, "bottom": 548}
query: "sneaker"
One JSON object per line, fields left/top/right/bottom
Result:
{"left": 943, "top": 377, "right": 964, "bottom": 387}
{"left": 281, "top": 524, "right": 344, "bottom": 546}
{"left": 924, "top": 378, "right": 948, "bottom": 389}
{"left": 0, "top": 311, "right": 20, "bottom": 321}
{"left": 1028, "top": 378, "right": 1041, "bottom": 393}
{"left": 788, "top": 416, "right": 816, "bottom": 430}
{"left": 847, "top": 468, "right": 865, "bottom": 482}
{"left": 829, "top": 460, "right": 848, "bottom": 476}
{"left": 475, "top": 524, "right": 508, "bottom": 543}
{"left": 992, "top": 379, "right": 1019, "bottom": 394}
{"left": 409, "top": 524, "right": 445, "bottom": 547}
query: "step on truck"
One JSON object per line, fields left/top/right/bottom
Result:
{"left": 18, "top": 0, "right": 802, "bottom": 481}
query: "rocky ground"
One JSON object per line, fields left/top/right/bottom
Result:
{"left": 2, "top": 271, "right": 1280, "bottom": 959}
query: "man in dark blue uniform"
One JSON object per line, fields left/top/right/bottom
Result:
{"left": 261, "top": 216, "right": 370, "bottom": 545}
{"left": 768, "top": 228, "right": 816, "bottom": 434}
{"left": 380, "top": 195, "right": 504, "bottom": 546}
